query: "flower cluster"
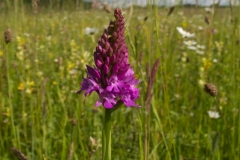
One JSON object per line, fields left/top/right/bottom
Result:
{"left": 176, "top": 27, "right": 195, "bottom": 38}
{"left": 176, "top": 27, "right": 206, "bottom": 55}
{"left": 207, "top": 110, "right": 220, "bottom": 119}
{"left": 77, "top": 8, "right": 140, "bottom": 109}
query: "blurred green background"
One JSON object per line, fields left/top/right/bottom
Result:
{"left": 0, "top": 0, "right": 240, "bottom": 159}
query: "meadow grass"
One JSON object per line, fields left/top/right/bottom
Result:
{"left": 0, "top": 2, "right": 240, "bottom": 160}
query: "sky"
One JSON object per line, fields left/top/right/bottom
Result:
{"left": 85, "top": 0, "right": 240, "bottom": 7}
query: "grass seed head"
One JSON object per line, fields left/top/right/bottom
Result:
{"left": 4, "top": 28, "right": 12, "bottom": 44}
{"left": 204, "top": 83, "right": 218, "bottom": 97}
{"left": 102, "top": 3, "right": 111, "bottom": 13}
{"left": 72, "top": 118, "right": 77, "bottom": 126}
{"left": 167, "top": 6, "right": 175, "bottom": 16}
{"left": 205, "top": 15, "right": 210, "bottom": 24}
{"left": 10, "top": 148, "right": 28, "bottom": 160}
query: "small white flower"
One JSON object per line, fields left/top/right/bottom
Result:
{"left": 232, "top": 108, "right": 239, "bottom": 114}
{"left": 198, "top": 26, "right": 203, "bottom": 30}
{"left": 37, "top": 71, "right": 43, "bottom": 77}
{"left": 205, "top": 7, "right": 214, "bottom": 14}
{"left": 198, "top": 79, "right": 205, "bottom": 86}
{"left": 196, "top": 50, "right": 205, "bottom": 55}
{"left": 24, "top": 33, "right": 30, "bottom": 37}
{"left": 199, "top": 67, "right": 204, "bottom": 72}
{"left": 84, "top": 27, "right": 99, "bottom": 35}
{"left": 183, "top": 40, "right": 197, "bottom": 46}
{"left": 174, "top": 94, "right": 180, "bottom": 99}
{"left": 137, "top": 16, "right": 146, "bottom": 20}
{"left": 213, "top": 59, "right": 218, "bottom": 63}
{"left": 208, "top": 111, "right": 220, "bottom": 119}
{"left": 187, "top": 45, "right": 197, "bottom": 50}
{"left": 177, "top": 12, "right": 184, "bottom": 16}
{"left": 176, "top": 27, "right": 195, "bottom": 38}
{"left": 196, "top": 44, "right": 206, "bottom": 50}
{"left": 69, "top": 69, "right": 77, "bottom": 75}
{"left": 181, "top": 57, "right": 187, "bottom": 62}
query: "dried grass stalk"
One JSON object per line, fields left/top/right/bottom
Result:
{"left": 145, "top": 58, "right": 160, "bottom": 110}
{"left": 10, "top": 148, "right": 29, "bottom": 160}
{"left": 168, "top": 6, "right": 175, "bottom": 16}
{"left": 67, "top": 142, "right": 74, "bottom": 160}
{"left": 102, "top": 3, "right": 111, "bottom": 13}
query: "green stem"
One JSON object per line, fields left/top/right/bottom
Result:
{"left": 102, "top": 101, "right": 123, "bottom": 160}
{"left": 103, "top": 108, "right": 112, "bottom": 160}
{"left": 5, "top": 44, "right": 17, "bottom": 147}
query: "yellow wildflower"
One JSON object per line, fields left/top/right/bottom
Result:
{"left": 134, "top": 74, "right": 139, "bottom": 79}
{"left": 26, "top": 88, "right": 32, "bottom": 94}
{"left": 70, "top": 40, "right": 77, "bottom": 48}
{"left": 18, "top": 83, "right": 25, "bottom": 90}
{"left": 70, "top": 39, "right": 78, "bottom": 53}
{"left": 67, "top": 62, "right": 75, "bottom": 70}
{"left": 49, "top": 52, "right": 53, "bottom": 59}
{"left": 0, "top": 51, "right": 3, "bottom": 57}
{"left": 6, "top": 108, "right": 11, "bottom": 117}
{"left": 53, "top": 39, "right": 57, "bottom": 45}
{"left": 202, "top": 58, "right": 212, "bottom": 71}
{"left": 22, "top": 112, "right": 27, "bottom": 117}
{"left": 182, "top": 21, "right": 188, "bottom": 28}
{"left": 28, "top": 81, "right": 35, "bottom": 87}
{"left": 51, "top": 23, "right": 55, "bottom": 30}
{"left": 17, "top": 36, "right": 25, "bottom": 46}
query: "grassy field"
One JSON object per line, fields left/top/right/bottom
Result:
{"left": 0, "top": 2, "right": 240, "bottom": 160}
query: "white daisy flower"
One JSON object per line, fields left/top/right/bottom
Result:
{"left": 198, "top": 26, "right": 203, "bottom": 30}
{"left": 84, "top": 27, "right": 99, "bottom": 35}
{"left": 208, "top": 111, "right": 220, "bottom": 119}
{"left": 187, "top": 45, "right": 197, "bottom": 50}
{"left": 205, "top": 7, "right": 214, "bottom": 14}
{"left": 198, "top": 79, "right": 205, "bottom": 86}
{"left": 176, "top": 27, "right": 195, "bottom": 38}
{"left": 24, "top": 33, "right": 30, "bottom": 37}
{"left": 196, "top": 50, "right": 205, "bottom": 55}
{"left": 183, "top": 40, "right": 197, "bottom": 46}
{"left": 196, "top": 44, "right": 206, "bottom": 50}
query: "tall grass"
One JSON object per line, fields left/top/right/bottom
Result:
{"left": 0, "top": 1, "right": 240, "bottom": 159}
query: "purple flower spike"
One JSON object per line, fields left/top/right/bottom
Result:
{"left": 77, "top": 8, "right": 140, "bottom": 109}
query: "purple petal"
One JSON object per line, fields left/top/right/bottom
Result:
{"left": 103, "top": 64, "right": 109, "bottom": 74}
{"left": 86, "top": 65, "right": 101, "bottom": 79}
{"left": 106, "top": 75, "right": 124, "bottom": 93}
{"left": 79, "top": 78, "right": 100, "bottom": 96}
{"left": 100, "top": 91, "right": 117, "bottom": 108}
{"left": 95, "top": 99, "right": 103, "bottom": 107}
{"left": 104, "top": 100, "right": 114, "bottom": 109}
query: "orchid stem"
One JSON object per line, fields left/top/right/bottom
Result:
{"left": 102, "top": 101, "right": 123, "bottom": 160}
{"left": 103, "top": 108, "right": 112, "bottom": 160}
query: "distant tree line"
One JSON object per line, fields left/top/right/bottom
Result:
{"left": 2, "top": 0, "right": 92, "bottom": 10}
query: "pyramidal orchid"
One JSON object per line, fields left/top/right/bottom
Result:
{"left": 77, "top": 8, "right": 140, "bottom": 160}
{"left": 77, "top": 8, "right": 140, "bottom": 109}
